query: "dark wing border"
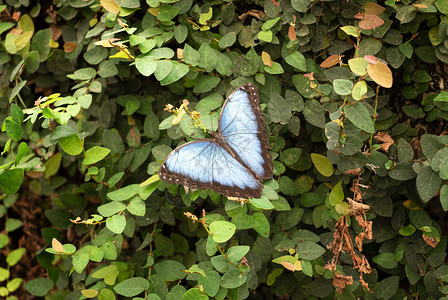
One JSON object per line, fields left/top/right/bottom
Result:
{"left": 159, "top": 139, "right": 263, "bottom": 198}
{"left": 218, "top": 83, "right": 273, "bottom": 180}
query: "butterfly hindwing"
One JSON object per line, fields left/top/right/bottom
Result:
{"left": 219, "top": 83, "right": 273, "bottom": 180}
{"left": 159, "top": 140, "right": 263, "bottom": 198}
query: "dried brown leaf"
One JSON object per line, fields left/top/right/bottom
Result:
{"left": 333, "top": 274, "right": 353, "bottom": 294}
{"left": 63, "top": 42, "right": 77, "bottom": 53}
{"left": 359, "top": 15, "right": 384, "bottom": 30}
{"left": 345, "top": 168, "right": 361, "bottom": 175}
{"left": 374, "top": 132, "right": 394, "bottom": 151}
{"left": 422, "top": 235, "right": 439, "bottom": 248}
{"left": 320, "top": 54, "right": 342, "bottom": 68}
{"left": 288, "top": 25, "right": 296, "bottom": 41}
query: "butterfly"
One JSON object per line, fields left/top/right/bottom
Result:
{"left": 159, "top": 83, "right": 273, "bottom": 199}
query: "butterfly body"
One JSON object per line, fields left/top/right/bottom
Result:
{"left": 159, "top": 84, "right": 272, "bottom": 199}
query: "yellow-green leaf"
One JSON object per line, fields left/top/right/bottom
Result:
{"left": 310, "top": 153, "right": 334, "bottom": 177}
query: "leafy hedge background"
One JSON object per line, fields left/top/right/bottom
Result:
{"left": 1, "top": 0, "right": 448, "bottom": 299}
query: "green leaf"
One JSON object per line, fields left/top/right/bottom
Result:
{"left": 72, "top": 252, "right": 89, "bottom": 274}
{"left": 440, "top": 184, "right": 448, "bottom": 211}
{"left": 160, "top": 61, "right": 189, "bottom": 86}
{"left": 198, "top": 270, "right": 220, "bottom": 297}
{"left": 250, "top": 196, "right": 274, "bottom": 210}
{"left": 6, "top": 277, "right": 22, "bottom": 293}
{"left": 6, "top": 248, "right": 25, "bottom": 266}
{"left": 296, "top": 241, "right": 326, "bottom": 260}
{"left": 421, "top": 134, "right": 444, "bottom": 160}
{"left": 98, "top": 201, "right": 126, "bottom": 217}
{"left": 15, "top": 142, "right": 28, "bottom": 165}
{"left": 279, "top": 148, "right": 302, "bottom": 166}
{"left": 416, "top": 166, "right": 442, "bottom": 203}
{"left": 107, "top": 184, "right": 140, "bottom": 201}
{"left": 127, "top": 197, "right": 146, "bottom": 216}
{"left": 183, "top": 44, "right": 199, "bottom": 66}
{"left": 221, "top": 269, "right": 247, "bottom": 289}
{"left": 0, "top": 168, "right": 24, "bottom": 194}
{"left": 193, "top": 75, "right": 220, "bottom": 93}
{"left": 114, "top": 277, "right": 150, "bottom": 297}
{"left": 397, "top": 138, "right": 414, "bottom": 163}
{"left": 329, "top": 181, "right": 344, "bottom": 206}
{"left": 374, "top": 276, "right": 399, "bottom": 300}
{"left": 372, "top": 252, "right": 398, "bottom": 269}
{"left": 157, "top": 5, "right": 180, "bottom": 21}
{"left": 93, "top": 266, "right": 119, "bottom": 286}
{"left": 227, "top": 246, "right": 250, "bottom": 263}
{"left": 9, "top": 81, "right": 27, "bottom": 103}
{"left": 154, "top": 60, "right": 173, "bottom": 81}
{"left": 83, "top": 146, "right": 110, "bottom": 165}
{"left": 344, "top": 102, "right": 375, "bottom": 133}
{"left": 348, "top": 58, "right": 368, "bottom": 76}
{"left": 182, "top": 288, "right": 208, "bottom": 300}
{"left": 291, "top": 0, "right": 313, "bottom": 12}
{"left": 219, "top": 32, "right": 236, "bottom": 48}
{"left": 267, "top": 93, "right": 291, "bottom": 124}
{"left": 78, "top": 94, "right": 92, "bottom": 109}
{"left": 31, "top": 29, "right": 51, "bottom": 62}
{"left": 154, "top": 260, "right": 187, "bottom": 281}
{"left": 264, "top": 62, "right": 284, "bottom": 74}
{"left": 258, "top": 30, "right": 273, "bottom": 42}
{"left": 24, "top": 278, "right": 54, "bottom": 297}
{"left": 351, "top": 80, "right": 367, "bottom": 100}
{"left": 340, "top": 25, "right": 359, "bottom": 37}
{"left": 252, "top": 212, "right": 270, "bottom": 237}
{"left": 310, "top": 153, "right": 334, "bottom": 177}
{"left": 209, "top": 221, "right": 236, "bottom": 243}
{"left": 285, "top": 51, "right": 307, "bottom": 71}
{"left": 198, "top": 43, "right": 217, "bottom": 72}
{"left": 5, "top": 218, "right": 23, "bottom": 232}
{"left": 399, "top": 224, "right": 416, "bottom": 236}
{"left": 135, "top": 56, "right": 157, "bottom": 76}
{"left": 103, "top": 129, "right": 125, "bottom": 154}
{"left": 399, "top": 43, "right": 413, "bottom": 58}
{"left": 333, "top": 79, "right": 353, "bottom": 96}
{"left": 59, "top": 134, "right": 83, "bottom": 156}
{"left": 303, "top": 100, "right": 326, "bottom": 128}
{"left": 4, "top": 118, "right": 23, "bottom": 141}
{"left": 106, "top": 214, "right": 126, "bottom": 234}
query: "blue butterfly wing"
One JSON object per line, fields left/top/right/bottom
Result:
{"left": 219, "top": 83, "right": 273, "bottom": 180}
{"left": 159, "top": 140, "right": 263, "bottom": 198}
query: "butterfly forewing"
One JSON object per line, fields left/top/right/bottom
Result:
{"left": 219, "top": 83, "right": 273, "bottom": 180}
{"left": 159, "top": 140, "right": 263, "bottom": 198}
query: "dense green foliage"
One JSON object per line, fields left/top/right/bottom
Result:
{"left": 1, "top": 0, "right": 448, "bottom": 299}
